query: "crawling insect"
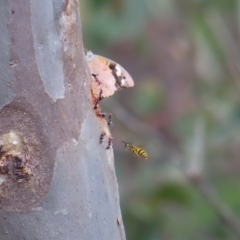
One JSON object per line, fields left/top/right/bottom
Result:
{"left": 92, "top": 73, "right": 101, "bottom": 86}
{"left": 107, "top": 113, "right": 113, "bottom": 126}
{"left": 93, "top": 89, "right": 104, "bottom": 110}
{"left": 97, "top": 112, "right": 112, "bottom": 126}
{"left": 117, "top": 217, "right": 121, "bottom": 226}
{"left": 98, "top": 112, "right": 106, "bottom": 118}
{"left": 121, "top": 141, "right": 148, "bottom": 160}
{"left": 98, "top": 89, "right": 103, "bottom": 101}
{"left": 106, "top": 137, "right": 113, "bottom": 150}
{"left": 99, "top": 132, "right": 106, "bottom": 144}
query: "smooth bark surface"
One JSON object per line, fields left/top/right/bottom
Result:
{"left": 0, "top": 0, "right": 125, "bottom": 239}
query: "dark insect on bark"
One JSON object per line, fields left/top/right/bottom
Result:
{"left": 93, "top": 89, "right": 103, "bottom": 110}
{"left": 99, "top": 132, "right": 106, "bottom": 144}
{"left": 92, "top": 73, "right": 101, "bottom": 86}
{"left": 107, "top": 113, "right": 113, "bottom": 126}
{"left": 106, "top": 137, "right": 113, "bottom": 150}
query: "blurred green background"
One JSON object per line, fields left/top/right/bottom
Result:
{"left": 80, "top": 0, "right": 240, "bottom": 239}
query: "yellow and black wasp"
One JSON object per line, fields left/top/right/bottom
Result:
{"left": 121, "top": 141, "right": 147, "bottom": 160}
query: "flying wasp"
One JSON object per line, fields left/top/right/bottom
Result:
{"left": 121, "top": 141, "right": 148, "bottom": 160}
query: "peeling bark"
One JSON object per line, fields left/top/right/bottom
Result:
{"left": 0, "top": 0, "right": 126, "bottom": 239}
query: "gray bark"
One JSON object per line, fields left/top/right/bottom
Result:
{"left": 0, "top": 0, "right": 125, "bottom": 239}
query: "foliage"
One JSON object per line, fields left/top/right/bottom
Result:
{"left": 80, "top": 0, "right": 240, "bottom": 239}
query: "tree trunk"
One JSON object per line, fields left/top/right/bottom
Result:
{"left": 0, "top": 0, "right": 125, "bottom": 239}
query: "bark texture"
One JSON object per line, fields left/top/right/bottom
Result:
{"left": 0, "top": 0, "right": 125, "bottom": 239}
